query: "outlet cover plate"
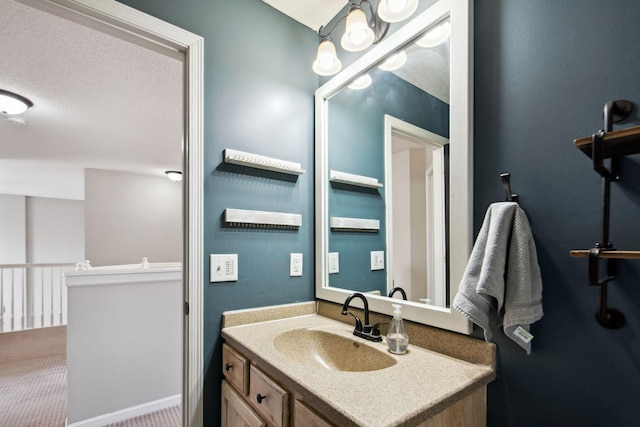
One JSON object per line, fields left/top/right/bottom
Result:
{"left": 328, "top": 252, "right": 339, "bottom": 274}
{"left": 371, "top": 251, "right": 384, "bottom": 270}
{"left": 290, "top": 253, "right": 303, "bottom": 277}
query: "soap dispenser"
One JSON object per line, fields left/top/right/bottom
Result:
{"left": 386, "top": 304, "right": 409, "bottom": 354}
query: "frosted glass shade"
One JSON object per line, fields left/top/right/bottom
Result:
{"left": 416, "top": 21, "right": 451, "bottom": 48}
{"left": 378, "top": 51, "right": 407, "bottom": 71}
{"left": 0, "top": 89, "right": 33, "bottom": 115}
{"left": 341, "top": 7, "right": 374, "bottom": 52}
{"left": 377, "top": 0, "right": 418, "bottom": 23}
{"left": 312, "top": 38, "right": 342, "bottom": 76}
{"left": 347, "top": 74, "right": 372, "bottom": 90}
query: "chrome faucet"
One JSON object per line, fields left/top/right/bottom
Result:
{"left": 341, "top": 292, "right": 383, "bottom": 342}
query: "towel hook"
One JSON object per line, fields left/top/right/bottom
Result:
{"left": 500, "top": 173, "right": 519, "bottom": 203}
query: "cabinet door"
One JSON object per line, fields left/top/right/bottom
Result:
{"left": 222, "top": 380, "right": 266, "bottom": 427}
{"left": 294, "top": 400, "right": 334, "bottom": 427}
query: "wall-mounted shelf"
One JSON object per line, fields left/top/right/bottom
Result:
{"left": 330, "top": 216, "right": 380, "bottom": 232}
{"left": 329, "top": 170, "right": 383, "bottom": 189}
{"left": 224, "top": 148, "right": 305, "bottom": 175}
{"left": 570, "top": 100, "right": 640, "bottom": 329}
{"left": 574, "top": 125, "right": 640, "bottom": 159}
{"left": 570, "top": 250, "right": 640, "bottom": 259}
{"left": 224, "top": 208, "right": 302, "bottom": 230}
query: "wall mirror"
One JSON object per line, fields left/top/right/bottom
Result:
{"left": 315, "top": 0, "right": 472, "bottom": 333}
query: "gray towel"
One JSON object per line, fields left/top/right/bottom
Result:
{"left": 453, "top": 202, "right": 543, "bottom": 354}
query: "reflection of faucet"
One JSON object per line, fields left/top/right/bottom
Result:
{"left": 341, "top": 292, "right": 383, "bottom": 342}
{"left": 387, "top": 287, "right": 407, "bottom": 300}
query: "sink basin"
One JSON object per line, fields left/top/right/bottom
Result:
{"left": 273, "top": 328, "right": 397, "bottom": 372}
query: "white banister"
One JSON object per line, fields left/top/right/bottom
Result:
{"left": 0, "top": 263, "right": 75, "bottom": 332}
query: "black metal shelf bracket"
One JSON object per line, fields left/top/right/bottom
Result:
{"left": 586, "top": 100, "right": 633, "bottom": 329}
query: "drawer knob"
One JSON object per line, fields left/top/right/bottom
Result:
{"left": 256, "top": 393, "right": 266, "bottom": 404}
{"left": 224, "top": 363, "right": 233, "bottom": 371}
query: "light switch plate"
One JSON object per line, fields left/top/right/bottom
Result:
{"left": 371, "top": 251, "right": 384, "bottom": 270}
{"left": 328, "top": 252, "right": 339, "bottom": 274}
{"left": 210, "top": 254, "right": 238, "bottom": 282}
{"left": 290, "top": 253, "right": 303, "bottom": 277}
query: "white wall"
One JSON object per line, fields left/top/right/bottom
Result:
{"left": 0, "top": 194, "right": 26, "bottom": 264}
{"left": 85, "top": 169, "right": 181, "bottom": 266}
{"left": 26, "top": 197, "right": 85, "bottom": 263}
{"left": 66, "top": 269, "right": 181, "bottom": 424}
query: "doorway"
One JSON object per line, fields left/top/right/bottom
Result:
{"left": 2, "top": 0, "right": 203, "bottom": 425}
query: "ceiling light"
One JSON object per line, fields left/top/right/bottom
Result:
{"left": 416, "top": 20, "right": 451, "bottom": 48}
{"left": 314, "top": 0, "right": 418, "bottom": 76}
{"left": 165, "top": 170, "right": 182, "bottom": 181}
{"left": 378, "top": 51, "right": 408, "bottom": 71}
{"left": 348, "top": 74, "right": 372, "bottom": 90}
{"left": 0, "top": 89, "right": 33, "bottom": 115}
{"left": 378, "top": 0, "right": 419, "bottom": 23}
{"left": 312, "top": 38, "right": 342, "bottom": 76}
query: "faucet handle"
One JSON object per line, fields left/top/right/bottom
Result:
{"left": 344, "top": 311, "right": 363, "bottom": 332}
{"left": 371, "top": 322, "right": 388, "bottom": 337}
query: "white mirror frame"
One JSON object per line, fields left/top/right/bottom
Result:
{"left": 17, "top": 0, "right": 204, "bottom": 424}
{"left": 315, "top": 0, "right": 472, "bottom": 334}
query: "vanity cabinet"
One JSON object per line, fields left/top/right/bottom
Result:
{"left": 223, "top": 343, "right": 307, "bottom": 427}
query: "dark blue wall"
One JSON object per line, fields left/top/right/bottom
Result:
{"left": 117, "top": 0, "right": 317, "bottom": 423}
{"left": 474, "top": 1, "right": 640, "bottom": 426}
{"left": 327, "top": 69, "right": 448, "bottom": 293}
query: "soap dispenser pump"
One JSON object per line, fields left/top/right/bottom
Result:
{"left": 386, "top": 304, "right": 409, "bottom": 354}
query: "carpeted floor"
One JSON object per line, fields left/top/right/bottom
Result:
{"left": 0, "top": 326, "right": 67, "bottom": 427}
{"left": 0, "top": 326, "right": 181, "bottom": 427}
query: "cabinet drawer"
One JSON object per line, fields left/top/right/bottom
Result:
{"left": 249, "top": 365, "right": 289, "bottom": 427}
{"left": 293, "top": 400, "right": 334, "bottom": 427}
{"left": 222, "top": 343, "right": 249, "bottom": 395}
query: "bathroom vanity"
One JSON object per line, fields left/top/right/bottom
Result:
{"left": 220, "top": 302, "right": 495, "bottom": 427}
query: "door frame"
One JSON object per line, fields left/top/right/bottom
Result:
{"left": 17, "top": 0, "right": 204, "bottom": 425}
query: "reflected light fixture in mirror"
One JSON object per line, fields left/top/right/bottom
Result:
{"left": 378, "top": 50, "right": 407, "bottom": 71}
{"left": 416, "top": 19, "right": 450, "bottom": 47}
{"left": 347, "top": 74, "right": 372, "bottom": 90}
{"left": 312, "top": 0, "right": 419, "bottom": 76}
{"left": 0, "top": 89, "right": 33, "bottom": 115}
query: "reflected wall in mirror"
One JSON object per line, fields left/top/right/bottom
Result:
{"left": 315, "top": 0, "right": 473, "bottom": 333}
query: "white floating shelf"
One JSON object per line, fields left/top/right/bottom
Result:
{"left": 224, "top": 208, "right": 302, "bottom": 229}
{"left": 224, "top": 148, "right": 305, "bottom": 175}
{"left": 329, "top": 170, "right": 383, "bottom": 188}
{"left": 330, "top": 216, "right": 380, "bottom": 232}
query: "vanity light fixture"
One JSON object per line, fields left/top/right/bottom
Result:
{"left": 0, "top": 89, "right": 33, "bottom": 115}
{"left": 312, "top": 0, "right": 417, "bottom": 76}
{"left": 377, "top": 0, "right": 419, "bottom": 23}
{"left": 165, "top": 170, "right": 182, "bottom": 181}
{"left": 415, "top": 20, "right": 451, "bottom": 48}
{"left": 348, "top": 74, "right": 372, "bottom": 90}
{"left": 378, "top": 50, "right": 407, "bottom": 71}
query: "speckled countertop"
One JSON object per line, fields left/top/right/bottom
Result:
{"left": 221, "top": 302, "right": 495, "bottom": 427}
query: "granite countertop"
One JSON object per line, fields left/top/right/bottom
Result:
{"left": 221, "top": 310, "right": 494, "bottom": 427}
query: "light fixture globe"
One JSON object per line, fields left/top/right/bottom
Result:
{"left": 377, "top": 0, "right": 418, "bottom": 23}
{"left": 341, "top": 6, "right": 375, "bottom": 52}
{"left": 347, "top": 74, "right": 372, "bottom": 90}
{"left": 416, "top": 20, "right": 451, "bottom": 48}
{"left": 312, "top": 38, "right": 342, "bottom": 76}
{"left": 378, "top": 50, "right": 408, "bottom": 71}
{"left": 0, "top": 89, "right": 33, "bottom": 115}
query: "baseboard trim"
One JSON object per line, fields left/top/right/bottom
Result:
{"left": 67, "top": 394, "right": 181, "bottom": 427}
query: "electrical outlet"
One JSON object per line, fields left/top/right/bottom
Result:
{"left": 328, "top": 252, "right": 339, "bottom": 274}
{"left": 371, "top": 251, "right": 384, "bottom": 270}
{"left": 210, "top": 254, "right": 238, "bottom": 282}
{"left": 290, "top": 253, "right": 303, "bottom": 277}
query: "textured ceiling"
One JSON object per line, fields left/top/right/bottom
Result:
{"left": 261, "top": 0, "right": 347, "bottom": 31}
{"left": 0, "top": 0, "right": 183, "bottom": 183}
